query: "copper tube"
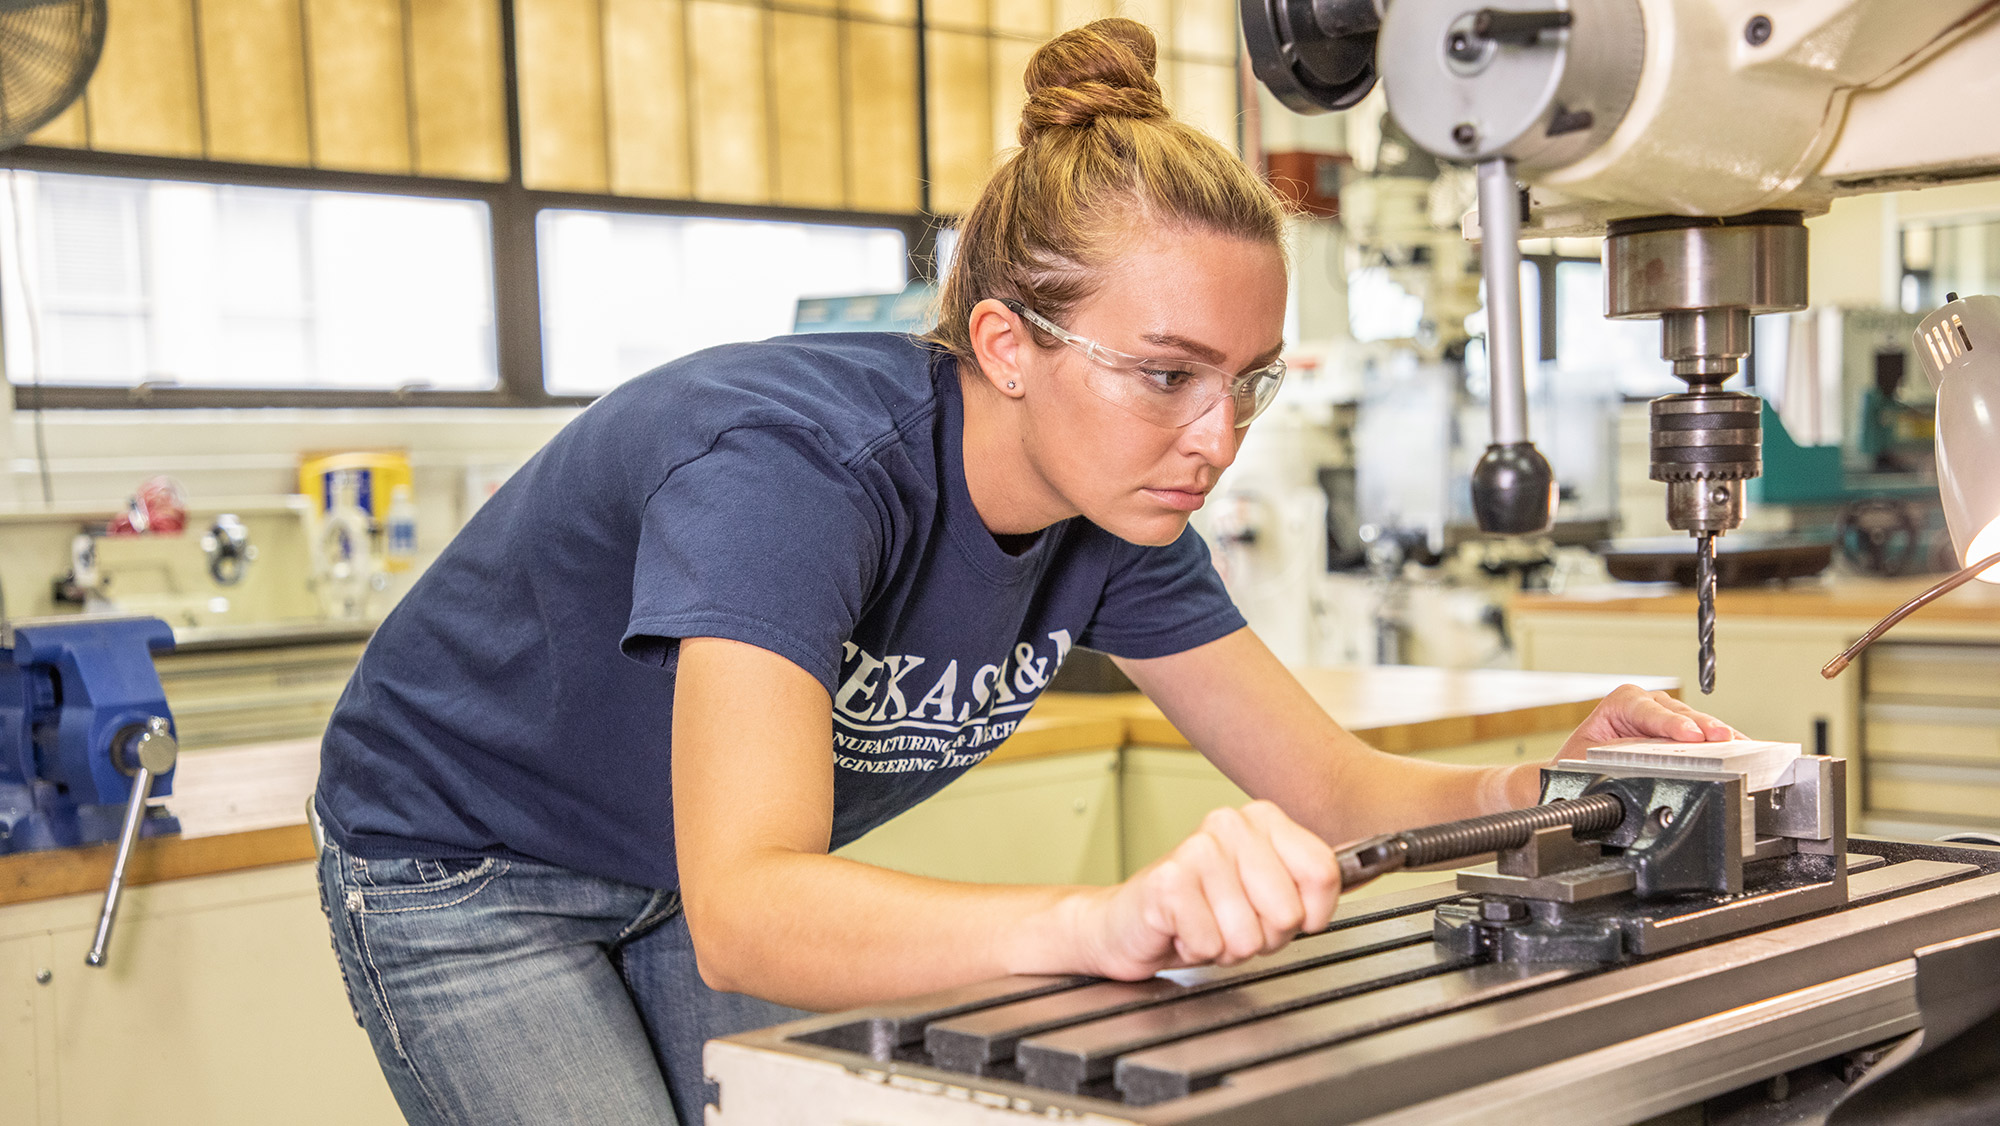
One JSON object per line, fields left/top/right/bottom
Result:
{"left": 1821, "top": 551, "right": 2000, "bottom": 678}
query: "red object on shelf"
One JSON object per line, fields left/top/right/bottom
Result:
{"left": 105, "top": 476, "right": 189, "bottom": 536}
{"left": 1265, "top": 151, "right": 1349, "bottom": 219}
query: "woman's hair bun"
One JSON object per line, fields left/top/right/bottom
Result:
{"left": 1019, "top": 18, "right": 1169, "bottom": 144}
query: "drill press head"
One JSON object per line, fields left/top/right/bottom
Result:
{"left": 1604, "top": 213, "right": 1809, "bottom": 537}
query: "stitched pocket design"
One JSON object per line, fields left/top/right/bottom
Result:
{"left": 347, "top": 856, "right": 508, "bottom": 915}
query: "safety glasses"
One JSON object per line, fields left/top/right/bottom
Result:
{"left": 1006, "top": 302, "right": 1286, "bottom": 430}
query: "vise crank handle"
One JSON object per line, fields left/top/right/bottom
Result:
{"left": 86, "top": 717, "right": 178, "bottom": 968}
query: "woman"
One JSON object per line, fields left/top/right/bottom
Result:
{"left": 314, "top": 19, "right": 1734, "bottom": 1125}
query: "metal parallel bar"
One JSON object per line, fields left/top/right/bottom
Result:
{"left": 787, "top": 974, "right": 1096, "bottom": 1060}
{"left": 1848, "top": 852, "right": 1888, "bottom": 873}
{"left": 1019, "top": 944, "right": 1468, "bottom": 1094}
{"left": 1848, "top": 859, "right": 1978, "bottom": 902}
{"left": 1115, "top": 963, "right": 1588, "bottom": 1106}
{"left": 1349, "top": 962, "right": 1921, "bottom": 1126}
{"left": 779, "top": 884, "right": 1466, "bottom": 1064}
{"left": 926, "top": 915, "right": 1436, "bottom": 1074}
{"left": 1147, "top": 872, "right": 2000, "bottom": 1126}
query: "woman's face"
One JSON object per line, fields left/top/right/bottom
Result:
{"left": 1016, "top": 226, "right": 1288, "bottom": 546}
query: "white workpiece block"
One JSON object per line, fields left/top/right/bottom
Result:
{"left": 1585, "top": 738, "right": 1802, "bottom": 793}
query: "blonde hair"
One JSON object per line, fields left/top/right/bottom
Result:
{"left": 928, "top": 18, "right": 1290, "bottom": 363}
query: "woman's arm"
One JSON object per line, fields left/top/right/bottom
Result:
{"left": 672, "top": 636, "right": 1343, "bottom": 1011}
{"left": 1112, "top": 627, "right": 1737, "bottom": 845}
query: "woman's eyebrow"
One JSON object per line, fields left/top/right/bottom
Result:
{"left": 1139, "top": 333, "right": 1286, "bottom": 368}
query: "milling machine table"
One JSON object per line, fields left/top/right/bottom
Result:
{"left": 709, "top": 841, "right": 2000, "bottom": 1126}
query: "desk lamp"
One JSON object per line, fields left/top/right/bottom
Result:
{"left": 1824, "top": 293, "right": 2000, "bottom": 678}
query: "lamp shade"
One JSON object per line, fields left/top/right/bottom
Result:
{"left": 1915, "top": 294, "right": 2000, "bottom": 582}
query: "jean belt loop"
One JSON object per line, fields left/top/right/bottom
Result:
{"left": 305, "top": 796, "right": 328, "bottom": 855}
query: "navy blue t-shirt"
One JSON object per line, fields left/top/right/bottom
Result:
{"left": 316, "top": 333, "right": 1244, "bottom": 890}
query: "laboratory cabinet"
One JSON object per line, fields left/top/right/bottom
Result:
{"left": 0, "top": 864, "right": 402, "bottom": 1125}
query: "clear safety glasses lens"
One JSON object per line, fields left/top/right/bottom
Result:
{"left": 1011, "top": 303, "right": 1285, "bottom": 430}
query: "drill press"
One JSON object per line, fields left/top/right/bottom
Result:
{"left": 1239, "top": 0, "right": 2000, "bottom": 693}
{"left": 1604, "top": 215, "right": 1808, "bottom": 692}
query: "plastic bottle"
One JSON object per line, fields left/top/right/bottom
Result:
{"left": 385, "top": 484, "right": 418, "bottom": 571}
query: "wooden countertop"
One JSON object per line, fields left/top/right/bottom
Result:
{"left": 1513, "top": 575, "right": 2000, "bottom": 623}
{"left": 0, "top": 665, "right": 1670, "bottom": 908}
{"left": 1024, "top": 665, "right": 1677, "bottom": 754}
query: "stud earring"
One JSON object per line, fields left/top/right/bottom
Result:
{"left": 1006, "top": 381, "right": 1017, "bottom": 390}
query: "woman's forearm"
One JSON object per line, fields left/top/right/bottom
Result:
{"left": 683, "top": 849, "right": 1092, "bottom": 1011}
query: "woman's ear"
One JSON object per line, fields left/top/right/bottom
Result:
{"left": 967, "top": 298, "right": 1030, "bottom": 399}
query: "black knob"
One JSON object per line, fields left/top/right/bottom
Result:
{"left": 1471, "top": 442, "right": 1557, "bottom": 535}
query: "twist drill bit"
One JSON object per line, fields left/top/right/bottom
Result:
{"left": 1696, "top": 531, "right": 1717, "bottom": 694}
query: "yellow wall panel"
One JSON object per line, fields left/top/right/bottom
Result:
{"left": 925, "top": 30, "right": 991, "bottom": 213}
{"left": 843, "top": 21, "right": 919, "bottom": 212}
{"left": 516, "top": 0, "right": 610, "bottom": 191}
{"left": 842, "top": 0, "right": 914, "bottom": 21}
{"left": 408, "top": 0, "right": 508, "bottom": 180}
{"left": 1053, "top": 0, "right": 1115, "bottom": 32}
{"left": 928, "top": 0, "right": 985, "bottom": 32}
{"left": 305, "top": 0, "right": 412, "bottom": 173}
{"left": 772, "top": 12, "right": 843, "bottom": 208}
{"left": 1117, "top": 0, "right": 1171, "bottom": 44}
{"left": 689, "top": 1, "right": 769, "bottom": 204}
{"left": 1172, "top": 0, "right": 1236, "bottom": 60}
{"left": 86, "top": 0, "right": 203, "bottom": 158}
{"left": 990, "top": 0, "right": 1049, "bottom": 37}
{"left": 605, "top": 0, "right": 692, "bottom": 198}
{"left": 27, "top": 99, "right": 88, "bottom": 148}
{"left": 1172, "top": 58, "right": 1238, "bottom": 150}
{"left": 199, "top": 0, "right": 313, "bottom": 165}
{"left": 989, "top": 37, "right": 1035, "bottom": 156}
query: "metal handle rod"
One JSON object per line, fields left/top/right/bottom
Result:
{"left": 86, "top": 764, "right": 154, "bottom": 968}
{"left": 1476, "top": 156, "right": 1530, "bottom": 446}
{"left": 1336, "top": 793, "right": 1626, "bottom": 891}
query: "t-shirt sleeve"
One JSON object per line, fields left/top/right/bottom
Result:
{"left": 1078, "top": 526, "right": 1246, "bottom": 659}
{"left": 622, "top": 424, "right": 883, "bottom": 694}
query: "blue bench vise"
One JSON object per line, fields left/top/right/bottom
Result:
{"left": 0, "top": 616, "right": 181, "bottom": 855}
{"left": 1, "top": 616, "right": 182, "bottom": 966}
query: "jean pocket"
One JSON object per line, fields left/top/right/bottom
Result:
{"left": 345, "top": 855, "right": 508, "bottom": 915}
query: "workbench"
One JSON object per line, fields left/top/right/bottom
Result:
{"left": 0, "top": 661, "right": 1667, "bottom": 1126}
{"left": 1513, "top": 575, "right": 2000, "bottom": 840}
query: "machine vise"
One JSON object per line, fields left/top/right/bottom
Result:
{"left": 1347, "top": 740, "right": 1847, "bottom": 964}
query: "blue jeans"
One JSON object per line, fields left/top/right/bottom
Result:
{"left": 315, "top": 834, "right": 807, "bottom": 1124}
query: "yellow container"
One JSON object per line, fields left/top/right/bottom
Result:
{"left": 299, "top": 452, "right": 416, "bottom": 571}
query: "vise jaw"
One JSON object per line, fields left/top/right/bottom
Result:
{"left": 0, "top": 616, "right": 181, "bottom": 854}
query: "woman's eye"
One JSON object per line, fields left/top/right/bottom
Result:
{"left": 1138, "top": 366, "right": 1199, "bottom": 392}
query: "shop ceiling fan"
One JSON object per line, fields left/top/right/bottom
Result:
{"left": 0, "top": 0, "right": 104, "bottom": 148}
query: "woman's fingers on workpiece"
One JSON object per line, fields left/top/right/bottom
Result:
{"left": 1564, "top": 684, "right": 1738, "bottom": 758}
{"left": 1654, "top": 693, "right": 1740, "bottom": 739}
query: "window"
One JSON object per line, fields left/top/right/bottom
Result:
{"left": 0, "top": 171, "right": 498, "bottom": 392}
{"left": 536, "top": 209, "right": 909, "bottom": 396}
{"left": 1901, "top": 216, "right": 2000, "bottom": 313}
{"left": 1554, "top": 259, "right": 1677, "bottom": 398}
